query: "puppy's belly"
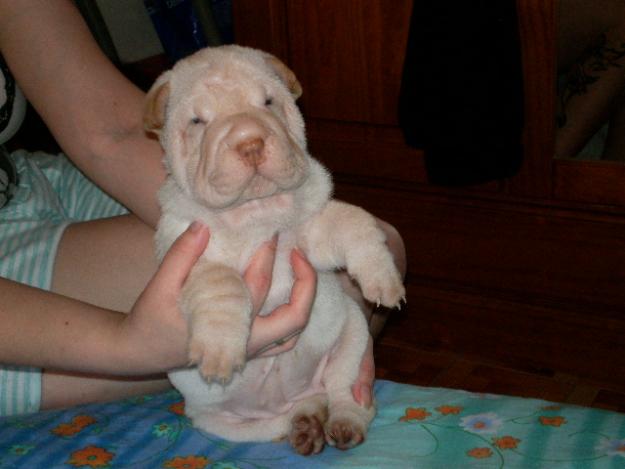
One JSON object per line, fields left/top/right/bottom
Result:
{"left": 171, "top": 275, "right": 347, "bottom": 423}
{"left": 173, "top": 346, "right": 331, "bottom": 422}
{"left": 220, "top": 350, "right": 330, "bottom": 420}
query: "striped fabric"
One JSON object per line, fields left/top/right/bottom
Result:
{"left": 0, "top": 150, "right": 128, "bottom": 415}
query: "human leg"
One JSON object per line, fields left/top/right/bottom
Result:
{"left": 42, "top": 214, "right": 171, "bottom": 410}
{"left": 0, "top": 150, "right": 168, "bottom": 411}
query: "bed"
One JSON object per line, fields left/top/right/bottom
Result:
{"left": 1, "top": 380, "right": 624, "bottom": 468}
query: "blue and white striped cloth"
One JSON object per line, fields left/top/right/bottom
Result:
{"left": 0, "top": 150, "right": 127, "bottom": 415}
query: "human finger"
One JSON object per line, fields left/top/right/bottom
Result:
{"left": 283, "top": 248, "right": 317, "bottom": 318}
{"left": 247, "top": 249, "right": 316, "bottom": 357}
{"left": 150, "top": 221, "right": 209, "bottom": 291}
{"left": 253, "top": 249, "right": 315, "bottom": 342}
{"left": 253, "top": 335, "right": 299, "bottom": 358}
{"left": 243, "top": 235, "right": 278, "bottom": 314}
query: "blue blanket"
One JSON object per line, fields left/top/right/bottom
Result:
{"left": 1, "top": 380, "right": 624, "bottom": 468}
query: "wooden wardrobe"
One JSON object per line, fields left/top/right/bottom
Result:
{"left": 232, "top": 1, "right": 625, "bottom": 389}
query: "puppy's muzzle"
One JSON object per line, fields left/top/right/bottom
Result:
{"left": 225, "top": 115, "right": 269, "bottom": 168}
{"left": 237, "top": 137, "right": 265, "bottom": 167}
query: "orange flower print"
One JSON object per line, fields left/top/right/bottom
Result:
{"left": 163, "top": 455, "right": 210, "bottom": 469}
{"left": 399, "top": 407, "right": 431, "bottom": 422}
{"left": 493, "top": 435, "right": 521, "bottom": 450}
{"left": 436, "top": 405, "right": 463, "bottom": 415}
{"left": 68, "top": 446, "right": 114, "bottom": 468}
{"left": 72, "top": 415, "right": 97, "bottom": 427}
{"left": 52, "top": 423, "right": 82, "bottom": 437}
{"left": 539, "top": 416, "right": 567, "bottom": 427}
{"left": 52, "top": 414, "right": 97, "bottom": 437}
{"left": 169, "top": 401, "right": 185, "bottom": 415}
{"left": 467, "top": 447, "right": 493, "bottom": 459}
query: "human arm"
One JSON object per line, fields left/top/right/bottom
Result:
{"left": 0, "top": 223, "right": 315, "bottom": 376}
{"left": 0, "top": 0, "right": 164, "bottom": 226}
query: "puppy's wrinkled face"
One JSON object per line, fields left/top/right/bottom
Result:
{"left": 145, "top": 46, "right": 309, "bottom": 209}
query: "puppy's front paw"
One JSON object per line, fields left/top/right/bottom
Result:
{"left": 188, "top": 314, "right": 248, "bottom": 384}
{"left": 359, "top": 267, "right": 406, "bottom": 309}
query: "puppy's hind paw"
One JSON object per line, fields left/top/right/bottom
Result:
{"left": 289, "top": 414, "right": 326, "bottom": 456}
{"left": 325, "top": 418, "right": 365, "bottom": 450}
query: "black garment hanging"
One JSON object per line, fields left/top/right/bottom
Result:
{"left": 398, "top": 0, "right": 525, "bottom": 186}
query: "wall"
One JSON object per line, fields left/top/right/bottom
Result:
{"left": 95, "top": 0, "right": 164, "bottom": 63}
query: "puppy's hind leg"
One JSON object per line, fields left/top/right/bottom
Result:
{"left": 323, "top": 300, "right": 376, "bottom": 450}
{"left": 288, "top": 394, "right": 329, "bottom": 455}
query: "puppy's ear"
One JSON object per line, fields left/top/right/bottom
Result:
{"left": 144, "top": 71, "right": 172, "bottom": 134}
{"left": 263, "top": 54, "right": 302, "bottom": 99}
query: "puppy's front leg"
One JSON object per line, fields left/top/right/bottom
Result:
{"left": 180, "top": 259, "right": 252, "bottom": 384}
{"left": 299, "top": 200, "right": 405, "bottom": 308}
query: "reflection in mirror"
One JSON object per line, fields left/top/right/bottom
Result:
{"left": 556, "top": 0, "right": 625, "bottom": 162}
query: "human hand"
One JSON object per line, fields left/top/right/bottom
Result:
{"left": 120, "top": 221, "right": 210, "bottom": 373}
{"left": 245, "top": 241, "right": 317, "bottom": 358}
{"left": 245, "top": 239, "right": 374, "bottom": 406}
{"left": 121, "top": 223, "right": 317, "bottom": 372}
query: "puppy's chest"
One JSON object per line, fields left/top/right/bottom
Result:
{"left": 207, "top": 230, "right": 298, "bottom": 314}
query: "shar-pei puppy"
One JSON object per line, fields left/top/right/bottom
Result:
{"left": 144, "top": 45, "right": 405, "bottom": 455}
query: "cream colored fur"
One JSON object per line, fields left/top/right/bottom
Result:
{"left": 147, "top": 45, "right": 405, "bottom": 453}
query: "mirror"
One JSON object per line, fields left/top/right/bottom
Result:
{"left": 555, "top": 0, "right": 625, "bottom": 162}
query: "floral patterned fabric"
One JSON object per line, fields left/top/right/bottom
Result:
{"left": 1, "top": 380, "right": 624, "bottom": 468}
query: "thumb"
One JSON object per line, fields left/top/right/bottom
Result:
{"left": 152, "top": 221, "right": 210, "bottom": 291}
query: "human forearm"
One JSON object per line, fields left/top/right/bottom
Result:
{"left": 0, "top": 0, "right": 165, "bottom": 226}
{"left": 0, "top": 277, "right": 161, "bottom": 375}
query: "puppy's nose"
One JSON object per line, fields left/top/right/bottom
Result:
{"left": 236, "top": 137, "right": 265, "bottom": 166}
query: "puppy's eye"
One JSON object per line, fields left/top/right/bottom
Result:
{"left": 190, "top": 116, "right": 204, "bottom": 125}
{"left": 264, "top": 97, "right": 273, "bottom": 106}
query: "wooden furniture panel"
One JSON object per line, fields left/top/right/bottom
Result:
{"left": 232, "top": 0, "right": 288, "bottom": 59}
{"left": 286, "top": 0, "right": 413, "bottom": 125}
{"left": 507, "top": 0, "right": 556, "bottom": 198}
{"left": 307, "top": 121, "right": 428, "bottom": 183}
{"left": 554, "top": 160, "right": 625, "bottom": 207}
{"left": 335, "top": 183, "right": 625, "bottom": 312}
{"left": 381, "top": 282, "right": 625, "bottom": 390}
